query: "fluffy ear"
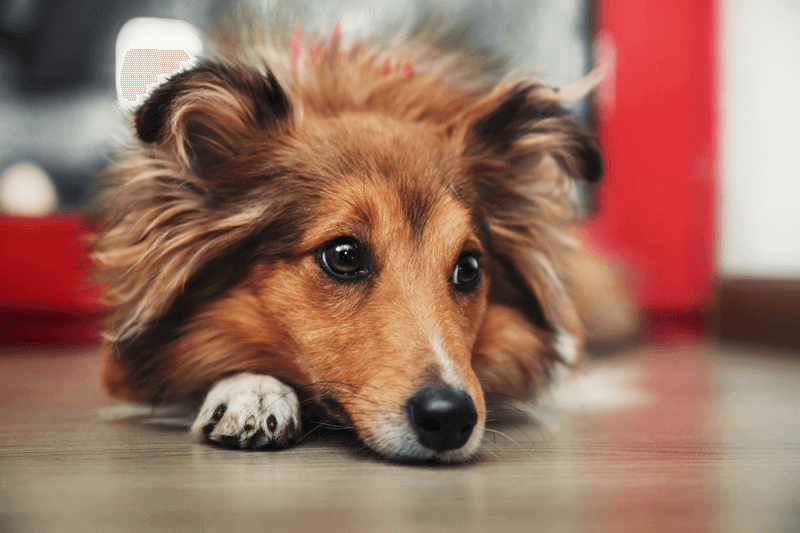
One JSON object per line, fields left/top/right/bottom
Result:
{"left": 135, "top": 61, "right": 292, "bottom": 177}
{"left": 95, "top": 61, "right": 299, "bottom": 350}
{"left": 463, "top": 81, "right": 602, "bottom": 383}
{"left": 464, "top": 81, "right": 602, "bottom": 182}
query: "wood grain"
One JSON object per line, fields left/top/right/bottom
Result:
{"left": 1, "top": 343, "right": 799, "bottom": 533}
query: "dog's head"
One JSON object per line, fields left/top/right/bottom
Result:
{"left": 95, "top": 33, "right": 601, "bottom": 462}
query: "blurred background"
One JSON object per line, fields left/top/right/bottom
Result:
{"left": 0, "top": 0, "right": 798, "bottom": 353}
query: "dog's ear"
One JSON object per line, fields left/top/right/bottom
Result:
{"left": 134, "top": 61, "right": 291, "bottom": 176}
{"left": 95, "top": 61, "right": 298, "bottom": 352}
{"left": 461, "top": 82, "right": 601, "bottom": 377}
{"left": 463, "top": 81, "right": 601, "bottom": 182}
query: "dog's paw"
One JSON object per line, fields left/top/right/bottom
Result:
{"left": 191, "top": 373, "right": 302, "bottom": 450}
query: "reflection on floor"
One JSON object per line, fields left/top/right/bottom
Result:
{"left": 1, "top": 342, "right": 798, "bottom": 533}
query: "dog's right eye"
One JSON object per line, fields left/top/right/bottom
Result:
{"left": 319, "top": 237, "right": 369, "bottom": 280}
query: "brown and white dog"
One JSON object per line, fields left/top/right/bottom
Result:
{"left": 93, "top": 9, "right": 612, "bottom": 463}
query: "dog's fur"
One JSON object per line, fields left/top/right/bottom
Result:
{"left": 93, "top": 10, "right": 605, "bottom": 462}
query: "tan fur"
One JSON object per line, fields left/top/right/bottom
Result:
{"left": 93, "top": 11, "right": 607, "bottom": 461}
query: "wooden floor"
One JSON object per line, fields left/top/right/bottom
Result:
{"left": 1, "top": 342, "right": 799, "bottom": 533}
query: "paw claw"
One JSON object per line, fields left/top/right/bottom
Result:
{"left": 219, "top": 435, "right": 241, "bottom": 448}
{"left": 191, "top": 374, "right": 302, "bottom": 451}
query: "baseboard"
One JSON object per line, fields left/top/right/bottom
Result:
{"left": 714, "top": 277, "right": 800, "bottom": 353}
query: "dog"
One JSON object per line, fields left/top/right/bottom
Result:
{"left": 93, "top": 8, "right": 611, "bottom": 463}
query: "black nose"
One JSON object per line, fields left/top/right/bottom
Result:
{"left": 407, "top": 387, "right": 478, "bottom": 453}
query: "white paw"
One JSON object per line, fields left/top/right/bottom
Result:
{"left": 191, "top": 373, "right": 302, "bottom": 449}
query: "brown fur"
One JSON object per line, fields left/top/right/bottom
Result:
{"left": 93, "top": 12, "right": 603, "bottom": 460}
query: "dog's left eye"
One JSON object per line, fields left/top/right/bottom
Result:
{"left": 320, "top": 237, "right": 369, "bottom": 280}
{"left": 453, "top": 251, "right": 482, "bottom": 292}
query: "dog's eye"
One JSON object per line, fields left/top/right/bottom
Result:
{"left": 320, "top": 237, "right": 369, "bottom": 279}
{"left": 453, "top": 251, "right": 482, "bottom": 292}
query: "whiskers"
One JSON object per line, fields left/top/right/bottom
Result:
{"left": 479, "top": 392, "right": 554, "bottom": 460}
{"left": 270, "top": 378, "right": 554, "bottom": 463}
{"left": 289, "top": 379, "right": 374, "bottom": 449}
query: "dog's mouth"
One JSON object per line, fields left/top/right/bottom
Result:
{"left": 307, "top": 384, "right": 485, "bottom": 463}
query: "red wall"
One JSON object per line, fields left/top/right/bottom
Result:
{"left": 587, "top": 0, "right": 718, "bottom": 313}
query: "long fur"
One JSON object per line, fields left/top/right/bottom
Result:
{"left": 93, "top": 6, "right": 603, "bottom": 460}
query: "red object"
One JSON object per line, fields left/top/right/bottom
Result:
{"left": 0, "top": 214, "right": 103, "bottom": 345}
{"left": 588, "top": 0, "right": 718, "bottom": 315}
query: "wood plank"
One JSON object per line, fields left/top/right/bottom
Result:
{"left": 1, "top": 344, "right": 799, "bottom": 532}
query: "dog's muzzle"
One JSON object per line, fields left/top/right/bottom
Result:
{"left": 407, "top": 386, "right": 478, "bottom": 453}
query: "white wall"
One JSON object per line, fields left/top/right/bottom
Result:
{"left": 720, "top": 0, "right": 800, "bottom": 277}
